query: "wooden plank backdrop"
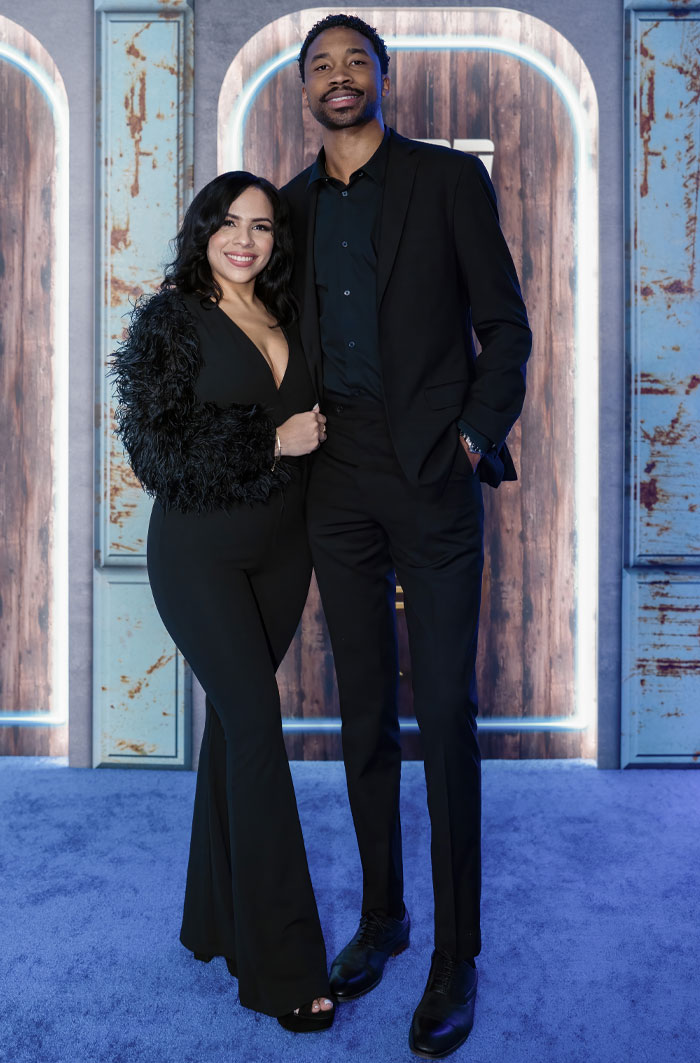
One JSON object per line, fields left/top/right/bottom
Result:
{"left": 219, "top": 8, "right": 597, "bottom": 760}
{"left": 0, "top": 25, "right": 64, "bottom": 755}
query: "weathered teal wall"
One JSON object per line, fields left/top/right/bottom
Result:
{"left": 622, "top": 2, "right": 700, "bottom": 766}
{"left": 93, "top": 0, "right": 194, "bottom": 767}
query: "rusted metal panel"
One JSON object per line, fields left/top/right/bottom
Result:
{"left": 93, "top": 570, "right": 188, "bottom": 767}
{"left": 624, "top": 3, "right": 700, "bottom": 767}
{"left": 627, "top": 9, "right": 700, "bottom": 564}
{"left": 622, "top": 570, "right": 700, "bottom": 766}
{"left": 96, "top": 0, "right": 194, "bottom": 565}
{"left": 94, "top": 1, "right": 193, "bottom": 767}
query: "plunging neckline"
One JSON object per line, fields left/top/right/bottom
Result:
{"left": 213, "top": 303, "right": 289, "bottom": 392}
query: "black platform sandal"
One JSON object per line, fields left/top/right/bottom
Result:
{"left": 277, "top": 1000, "right": 335, "bottom": 1033}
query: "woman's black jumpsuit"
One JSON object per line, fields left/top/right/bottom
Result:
{"left": 146, "top": 294, "right": 329, "bottom": 1016}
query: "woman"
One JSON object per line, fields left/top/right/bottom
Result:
{"left": 111, "top": 172, "right": 334, "bottom": 1031}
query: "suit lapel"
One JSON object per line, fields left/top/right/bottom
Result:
{"left": 377, "top": 132, "right": 419, "bottom": 308}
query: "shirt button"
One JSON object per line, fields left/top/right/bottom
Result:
{"left": 343, "top": 290, "right": 350, "bottom": 296}
{"left": 342, "top": 241, "right": 348, "bottom": 248}
{"left": 341, "top": 190, "right": 348, "bottom": 197}
{"left": 348, "top": 341, "right": 356, "bottom": 348}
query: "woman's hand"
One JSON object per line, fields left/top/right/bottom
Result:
{"left": 277, "top": 403, "right": 327, "bottom": 457}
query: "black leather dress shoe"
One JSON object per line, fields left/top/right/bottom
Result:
{"left": 408, "top": 949, "right": 477, "bottom": 1059}
{"left": 329, "top": 906, "right": 410, "bottom": 1000}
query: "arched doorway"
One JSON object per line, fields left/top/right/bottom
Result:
{"left": 0, "top": 18, "right": 69, "bottom": 754}
{"left": 218, "top": 8, "right": 599, "bottom": 760}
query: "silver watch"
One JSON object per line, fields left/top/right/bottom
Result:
{"left": 460, "top": 431, "right": 485, "bottom": 455}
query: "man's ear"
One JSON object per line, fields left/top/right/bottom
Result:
{"left": 381, "top": 75, "right": 391, "bottom": 98}
{"left": 302, "top": 84, "right": 309, "bottom": 109}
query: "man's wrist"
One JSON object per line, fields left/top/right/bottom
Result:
{"left": 457, "top": 420, "right": 492, "bottom": 455}
{"left": 459, "top": 431, "right": 485, "bottom": 456}
{"left": 458, "top": 434, "right": 482, "bottom": 470}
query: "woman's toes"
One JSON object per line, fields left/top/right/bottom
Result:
{"left": 293, "top": 997, "right": 333, "bottom": 1015}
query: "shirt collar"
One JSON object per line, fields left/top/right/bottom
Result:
{"left": 307, "top": 127, "right": 390, "bottom": 188}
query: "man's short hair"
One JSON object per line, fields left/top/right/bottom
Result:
{"left": 298, "top": 14, "right": 390, "bottom": 82}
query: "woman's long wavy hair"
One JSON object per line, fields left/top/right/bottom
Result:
{"left": 162, "top": 171, "right": 297, "bottom": 327}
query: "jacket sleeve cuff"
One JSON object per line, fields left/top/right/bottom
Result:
{"left": 457, "top": 420, "right": 494, "bottom": 454}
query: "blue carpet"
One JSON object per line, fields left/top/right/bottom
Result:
{"left": 0, "top": 757, "right": 698, "bottom": 1063}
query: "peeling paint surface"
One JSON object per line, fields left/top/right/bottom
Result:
{"left": 97, "top": 5, "right": 194, "bottom": 565}
{"left": 94, "top": 573, "right": 186, "bottom": 766}
{"left": 624, "top": 9, "right": 700, "bottom": 767}
{"left": 622, "top": 572, "right": 700, "bottom": 765}
{"left": 94, "top": 3, "right": 193, "bottom": 768}
{"left": 630, "top": 15, "right": 700, "bottom": 562}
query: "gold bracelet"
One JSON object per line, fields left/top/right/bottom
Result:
{"left": 271, "top": 430, "right": 282, "bottom": 471}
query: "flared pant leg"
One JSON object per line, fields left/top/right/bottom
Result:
{"left": 147, "top": 490, "right": 329, "bottom": 1016}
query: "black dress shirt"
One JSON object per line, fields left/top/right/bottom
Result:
{"left": 309, "top": 132, "right": 389, "bottom": 400}
{"left": 309, "top": 130, "right": 493, "bottom": 450}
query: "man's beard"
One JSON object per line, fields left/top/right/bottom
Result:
{"left": 307, "top": 91, "right": 379, "bottom": 131}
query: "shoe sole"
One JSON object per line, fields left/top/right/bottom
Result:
{"left": 408, "top": 1020, "right": 474, "bottom": 1060}
{"left": 277, "top": 1010, "right": 335, "bottom": 1034}
{"left": 332, "top": 939, "right": 410, "bottom": 1002}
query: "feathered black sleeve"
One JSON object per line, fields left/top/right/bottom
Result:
{"left": 110, "top": 288, "right": 290, "bottom": 513}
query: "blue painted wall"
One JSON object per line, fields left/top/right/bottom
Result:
{"left": 622, "top": 3, "right": 700, "bottom": 765}
{"left": 92, "top": 0, "right": 194, "bottom": 767}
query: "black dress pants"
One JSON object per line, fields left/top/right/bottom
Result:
{"left": 147, "top": 478, "right": 330, "bottom": 1016}
{"left": 307, "top": 398, "right": 484, "bottom": 961}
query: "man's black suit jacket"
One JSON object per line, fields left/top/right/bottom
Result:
{"left": 281, "top": 128, "right": 532, "bottom": 491}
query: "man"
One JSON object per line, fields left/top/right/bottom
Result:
{"left": 282, "top": 14, "right": 531, "bottom": 1058}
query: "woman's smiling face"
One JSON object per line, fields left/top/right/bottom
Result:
{"left": 206, "top": 185, "right": 275, "bottom": 291}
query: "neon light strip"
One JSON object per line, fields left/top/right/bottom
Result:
{"left": 0, "top": 43, "right": 70, "bottom": 730}
{"left": 225, "top": 44, "right": 301, "bottom": 172}
{"left": 281, "top": 716, "right": 590, "bottom": 734}
{"left": 0, "top": 713, "right": 67, "bottom": 728}
{"left": 223, "top": 31, "right": 599, "bottom": 734}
